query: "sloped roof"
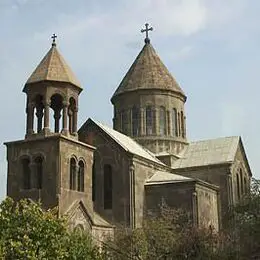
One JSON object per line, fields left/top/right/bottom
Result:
{"left": 88, "top": 119, "right": 165, "bottom": 166}
{"left": 111, "top": 42, "right": 185, "bottom": 100}
{"left": 25, "top": 44, "right": 81, "bottom": 89}
{"left": 145, "top": 170, "right": 193, "bottom": 185}
{"left": 172, "top": 136, "right": 240, "bottom": 169}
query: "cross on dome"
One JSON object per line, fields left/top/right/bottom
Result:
{"left": 141, "top": 23, "right": 153, "bottom": 44}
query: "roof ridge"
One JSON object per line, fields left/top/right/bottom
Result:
{"left": 90, "top": 119, "right": 164, "bottom": 165}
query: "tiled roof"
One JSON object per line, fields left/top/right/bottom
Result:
{"left": 25, "top": 45, "right": 81, "bottom": 88}
{"left": 90, "top": 119, "right": 165, "bottom": 166}
{"left": 111, "top": 42, "right": 185, "bottom": 100}
{"left": 172, "top": 136, "right": 240, "bottom": 169}
{"left": 145, "top": 170, "right": 193, "bottom": 185}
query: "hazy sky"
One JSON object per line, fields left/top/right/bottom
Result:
{"left": 0, "top": 0, "right": 259, "bottom": 199}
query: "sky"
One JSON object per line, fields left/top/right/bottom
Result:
{"left": 0, "top": 0, "right": 260, "bottom": 199}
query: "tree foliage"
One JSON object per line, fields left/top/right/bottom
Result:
{"left": 0, "top": 197, "right": 101, "bottom": 259}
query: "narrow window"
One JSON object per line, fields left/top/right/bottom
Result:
{"left": 92, "top": 159, "right": 96, "bottom": 201}
{"left": 146, "top": 106, "right": 154, "bottom": 135}
{"left": 159, "top": 106, "right": 166, "bottom": 135}
{"left": 178, "top": 112, "right": 181, "bottom": 137}
{"left": 132, "top": 106, "right": 139, "bottom": 136}
{"left": 22, "top": 158, "right": 31, "bottom": 189}
{"left": 104, "top": 164, "right": 112, "bottom": 209}
{"left": 172, "top": 108, "right": 177, "bottom": 136}
{"left": 240, "top": 169, "right": 244, "bottom": 195}
{"left": 236, "top": 173, "right": 240, "bottom": 200}
{"left": 121, "top": 110, "right": 128, "bottom": 134}
{"left": 70, "top": 158, "right": 77, "bottom": 190}
{"left": 181, "top": 111, "right": 185, "bottom": 138}
{"left": 244, "top": 177, "right": 247, "bottom": 194}
{"left": 35, "top": 157, "right": 43, "bottom": 189}
{"left": 78, "top": 161, "right": 84, "bottom": 192}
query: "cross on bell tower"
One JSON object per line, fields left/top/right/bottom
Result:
{"left": 51, "top": 33, "right": 57, "bottom": 46}
{"left": 141, "top": 23, "right": 153, "bottom": 44}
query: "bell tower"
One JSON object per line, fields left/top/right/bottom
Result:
{"left": 24, "top": 34, "right": 81, "bottom": 138}
{"left": 5, "top": 36, "right": 95, "bottom": 219}
{"left": 111, "top": 24, "right": 188, "bottom": 156}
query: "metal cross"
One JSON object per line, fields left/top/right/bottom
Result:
{"left": 51, "top": 33, "right": 57, "bottom": 46}
{"left": 141, "top": 23, "right": 153, "bottom": 43}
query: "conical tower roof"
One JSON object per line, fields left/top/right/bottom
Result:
{"left": 24, "top": 43, "right": 81, "bottom": 90}
{"left": 112, "top": 42, "right": 185, "bottom": 101}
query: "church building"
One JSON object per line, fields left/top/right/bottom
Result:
{"left": 4, "top": 25, "right": 252, "bottom": 239}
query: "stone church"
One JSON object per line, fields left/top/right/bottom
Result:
{"left": 4, "top": 26, "right": 252, "bottom": 239}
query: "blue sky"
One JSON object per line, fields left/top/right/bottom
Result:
{"left": 0, "top": 0, "right": 259, "bottom": 199}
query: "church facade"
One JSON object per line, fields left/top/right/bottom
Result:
{"left": 4, "top": 29, "right": 252, "bottom": 239}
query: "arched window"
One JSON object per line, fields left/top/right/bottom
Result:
{"left": 22, "top": 158, "right": 31, "bottom": 189}
{"left": 236, "top": 173, "right": 240, "bottom": 200}
{"left": 132, "top": 106, "right": 139, "bottom": 136}
{"left": 104, "top": 164, "right": 112, "bottom": 209}
{"left": 77, "top": 161, "right": 84, "bottom": 192}
{"left": 244, "top": 177, "right": 247, "bottom": 194}
{"left": 178, "top": 112, "right": 181, "bottom": 137}
{"left": 70, "top": 158, "right": 77, "bottom": 190}
{"left": 240, "top": 169, "right": 244, "bottom": 195}
{"left": 172, "top": 108, "right": 177, "bottom": 137}
{"left": 35, "top": 157, "right": 43, "bottom": 189}
{"left": 181, "top": 111, "right": 185, "bottom": 138}
{"left": 121, "top": 110, "right": 128, "bottom": 134}
{"left": 146, "top": 106, "right": 154, "bottom": 135}
{"left": 159, "top": 106, "right": 166, "bottom": 136}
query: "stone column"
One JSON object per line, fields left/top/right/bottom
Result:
{"left": 54, "top": 109, "right": 61, "bottom": 133}
{"left": 192, "top": 191, "right": 198, "bottom": 226}
{"left": 72, "top": 108, "right": 78, "bottom": 135}
{"left": 26, "top": 102, "right": 35, "bottom": 135}
{"left": 129, "top": 164, "right": 135, "bottom": 229}
{"left": 43, "top": 100, "right": 50, "bottom": 134}
{"left": 62, "top": 101, "right": 69, "bottom": 135}
{"left": 36, "top": 107, "right": 43, "bottom": 133}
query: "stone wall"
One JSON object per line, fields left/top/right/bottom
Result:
{"left": 5, "top": 136, "right": 60, "bottom": 209}
{"left": 196, "top": 183, "right": 219, "bottom": 230}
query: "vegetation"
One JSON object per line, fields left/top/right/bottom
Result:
{"left": 0, "top": 198, "right": 101, "bottom": 259}
{"left": 0, "top": 179, "right": 259, "bottom": 259}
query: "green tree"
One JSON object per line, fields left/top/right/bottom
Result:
{"left": 0, "top": 197, "right": 101, "bottom": 260}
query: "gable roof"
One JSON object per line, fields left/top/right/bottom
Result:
{"left": 172, "top": 136, "right": 240, "bottom": 169}
{"left": 83, "top": 118, "right": 165, "bottom": 166}
{"left": 111, "top": 42, "right": 185, "bottom": 101}
{"left": 145, "top": 170, "right": 193, "bottom": 185}
{"left": 24, "top": 44, "right": 81, "bottom": 90}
